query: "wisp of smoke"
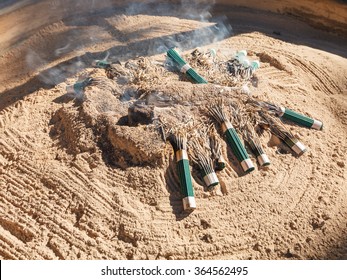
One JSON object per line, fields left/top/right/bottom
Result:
{"left": 21, "top": 0, "right": 232, "bottom": 85}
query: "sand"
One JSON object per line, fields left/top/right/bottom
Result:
{"left": 0, "top": 1, "right": 347, "bottom": 260}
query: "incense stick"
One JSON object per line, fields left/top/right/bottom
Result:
{"left": 209, "top": 132, "right": 226, "bottom": 171}
{"left": 167, "top": 48, "right": 208, "bottom": 84}
{"left": 168, "top": 132, "right": 196, "bottom": 211}
{"left": 254, "top": 100, "right": 323, "bottom": 130}
{"left": 261, "top": 112, "right": 307, "bottom": 156}
{"left": 189, "top": 137, "right": 219, "bottom": 191}
{"left": 209, "top": 100, "right": 255, "bottom": 173}
{"left": 243, "top": 124, "right": 270, "bottom": 167}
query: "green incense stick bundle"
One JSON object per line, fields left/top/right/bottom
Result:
{"left": 169, "top": 133, "right": 196, "bottom": 211}
{"left": 244, "top": 125, "right": 270, "bottom": 167}
{"left": 279, "top": 107, "right": 323, "bottom": 130}
{"left": 261, "top": 113, "right": 307, "bottom": 156}
{"left": 209, "top": 102, "right": 255, "bottom": 173}
{"left": 257, "top": 101, "right": 323, "bottom": 130}
{"left": 167, "top": 48, "right": 208, "bottom": 84}
{"left": 190, "top": 138, "right": 219, "bottom": 191}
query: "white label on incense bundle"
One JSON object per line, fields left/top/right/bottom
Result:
{"left": 311, "top": 119, "right": 323, "bottom": 130}
{"left": 176, "top": 149, "right": 188, "bottom": 161}
{"left": 241, "top": 158, "right": 254, "bottom": 172}
{"left": 278, "top": 106, "right": 286, "bottom": 117}
{"left": 182, "top": 196, "right": 196, "bottom": 211}
{"left": 257, "top": 154, "right": 270, "bottom": 166}
{"left": 292, "top": 141, "right": 307, "bottom": 155}
{"left": 180, "top": 63, "right": 191, "bottom": 74}
{"left": 203, "top": 172, "right": 219, "bottom": 187}
{"left": 221, "top": 121, "right": 233, "bottom": 134}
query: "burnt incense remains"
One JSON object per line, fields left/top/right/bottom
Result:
{"left": 168, "top": 133, "right": 196, "bottom": 212}
{"left": 209, "top": 101, "right": 255, "bottom": 173}
{"left": 190, "top": 138, "right": 219, "bottom": 191}
{"left": 105, "top": 61, "right": 129, "bottom": 80}
{"left": 189, "top": 48, "right": 216, "bottom": 68}
{"left": 261, "top": 112, "right": 307, "bottom": 156}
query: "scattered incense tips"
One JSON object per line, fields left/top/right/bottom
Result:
{"left": 190, "top": 48, "right": 216, "bottom": 67}
{"left": 254, "top": 100, "right": 323, "bottom": 130}
{"left": 227, "top": 50, "right": 260, "bottom": 80}
{"left": 105, "top": 62, "right": 129, "bottom": 80}
{"left": 243, "top": 124, "right": 270, "bottom": 167}
{"left": 190, "top": 138, "right": 219, "bottom": 191}
{"left": 209, "top": 101, "right": 255, "bottom": 173}
{"left": 107, "top": 57, "right": 166, "bottom": 96}
{"left": 209, "top": 133, "right": 226, "bottom": 171}
{"left": 261, "top": 112, "right": 307, "bottom": 156}
{"left": 92, "top": 60, "right": 111, "bottom": 69}
{"left": 185, "top": 49, "right": 238, "bottom": 87}
{"left": 66, "top": 77, "right": 93, "bottom": 99}
{"left": 167, "top": 48, "right": 208, "bottom": 84}
{"left": 168, "top": 133, "right": 196, "bottom": 212}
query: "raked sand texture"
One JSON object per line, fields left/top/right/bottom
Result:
{"left": 0, "top": 2, "right": 347, "bottom": 260}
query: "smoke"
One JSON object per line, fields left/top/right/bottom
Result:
{"left": 124, "top": 0, "right": 232, "bottom": 53}
{"left": 22, "top": 0, "right": 232, "bottom": 85}
{"left": 25, "top": 49, "right": 64, "bottom": 85}
{"left": 25, "top": 49, "right": 87, "bottom": 85}
{"left": 179, "top": 0, "right": 215, "bottom": 21}
{"left": 24, "top": 0, "right": 115, "bottom": 84}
